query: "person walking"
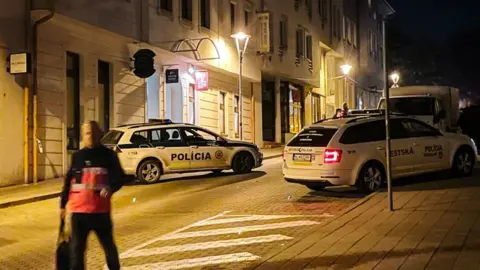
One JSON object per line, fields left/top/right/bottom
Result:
{"left": 60, "top": 121, "right": 124, "bottom": 270}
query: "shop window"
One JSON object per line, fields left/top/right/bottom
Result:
{"left": 181, "top": 0, "right": 193, "bottom": 21}
{"left": 188, "top": 84, "right": 196, "bottom": 124}
{"left": 66, "top": 52, "right": 80, "bottom": 150}
{"left": 234, "top": 95, "right": 240, "bottom": 138}
{"left": 289, "top": 89, "right": 302, "bottom": 133}
{"left": 159, "top": 0, "right": 173, "bottom": 13}
{"left": 219, "top": 92, "right": 227, "bottom": 135}
{"left": 200, "top": 0, "right": 211, "bottom": 29}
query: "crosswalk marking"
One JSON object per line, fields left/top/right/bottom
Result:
{"left": 193, "top": 214, "right": 305, "bottom": 226}
{"left": 121, "top": 252, "right": 261, "bottom": 270}
{"left": 120, "top": 234, "right": 292, "bottom": 258}
{"left": 157, "top": 220, "right": 320, "bottom": 240}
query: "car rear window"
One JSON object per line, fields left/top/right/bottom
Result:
{"left": 101, "top": 130, "right": 124, "bottom": 145}
{"left": 287, "top": 128, "right": 338, "bottom": 147}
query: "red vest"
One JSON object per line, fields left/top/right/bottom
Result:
{"left": 68, "top": 167, "right": 111, "bottom": 213}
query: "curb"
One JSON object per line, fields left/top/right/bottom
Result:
{"left": 0, "top": 154, "right": 284, "bottom": 209}
{"left": 0, "top": 192, "right": 60, "bottom": 209}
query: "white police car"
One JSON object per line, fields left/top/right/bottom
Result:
{"left": 102, "top": 120, "right": 263, "bottom": 184}
{"left": 283, "top": 115, "right": 477, "bottom": 193}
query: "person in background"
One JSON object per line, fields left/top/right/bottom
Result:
{"left": 60, "top": 121, "right": 124, "bottom": 270}
{"left": 333, "top": 108, "right": 343, "bottom": 119}
{"left": 341, "top": 102, "right": 349, "bottom": 117}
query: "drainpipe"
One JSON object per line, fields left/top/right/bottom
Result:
{"left": 32, "top": 9, "right": 55, "bottom": 184}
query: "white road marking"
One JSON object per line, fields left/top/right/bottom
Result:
{"left": 193, "top": 215, "right": 302, "bottom": 226}
{"left": 120, "top": 234, "right": 292, "bottom": 258}
{"left": 121, "top": 252, "right": 261, "bottom": 270}
{"left": 158, "top": 220, "right": 320, "bottom": 240}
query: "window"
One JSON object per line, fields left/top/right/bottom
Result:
{"left": 187, "top": 84, "right": 195, "bottom": 124}
{"left": 306, "top": 35, "right": 312, "bottom": 61}
{"left": 379, "top": 97, "right": 435, "bottom": 116}
{"left": 352, "top": 21, "right": 357, "bottom": 47}
{"left": 230, "top": 2, "right": 236, "bottom": 31}
{"left": 181, "top": 0, "right": 193, "bottom": 21}
{"left": 339, "top": 120, "right": 386, "bottom": 144}
{"left": 101, "top": 130, "right": 124, "bottom": 145}
{"left": 289, "top": 88, "right": 302, "bottom": 133}
{"left": 288, "top": 127, "right": 338, "bottom": 147}
{"left": 66, "top": 52, "right": 80, "bottom": 150}
{"left": 98, "top": 60, "right": 111, "bottom": 132}
{"left": 332, "top": 5, "right": 337, "bottom": 37}
{"left": 184, "top": 127, "right": 219, "bottom": 146}
{"left": 159, "top": 0, "right": 173, "bottom": 13}
{"left": 244, "top": 10, "right": 249, "bottom": 27}
{"left": 219, "top": 92, "right": 227, "bottom": 135}
{"left": 200, "top": 0, "right": 211, "bottom": 29}
{"left": 306, "top": 0, "right": 312, "bottom": 19}
{"left": 150, "top": 128, "right": 183, "bottom": 145}
{"left": 130, "top": 130, "right": 149, "bottom": 145}
{"left": 312, "top": 94, "right": 321, "bottom": 123}
{"left": 400, "top": 119, "right": 442, "bottom": 138}
{"left": 296, "top": 28, "right": 304, "bottom": 58}
{"left": 234, "top": 95, "right": 240, "bottom": 137}
{"left": 343, "top": 16, "right": 347, "bottom": 40}
{"left": 279, "top": 16, "right": 288, "bottom": 50}
{"left": 336, "top": 8, "right": 341, "bottom": 41}
{"left": 319, "top": 0, "right": 327, "bottom": 22}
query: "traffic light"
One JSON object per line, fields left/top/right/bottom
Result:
{"left": 132, "top": 49, "right": 156, "bottom": 78}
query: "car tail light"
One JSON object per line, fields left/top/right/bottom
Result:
{"left": 324, "top": 149, "right": 342, "bottom": 164}
{"left": 113, "top": 146, "right": 122, "bottom": 153}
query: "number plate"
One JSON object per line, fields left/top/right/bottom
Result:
{"left": 293, "top": 154, "right": 312, "bottom": 162}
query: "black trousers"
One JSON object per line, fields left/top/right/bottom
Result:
{"left": 70, "top": 213, "right": 120, "bottom": 270}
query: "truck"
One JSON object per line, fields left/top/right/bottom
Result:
{"left": 377, "top": 86, "right": 460, "bottom": 132}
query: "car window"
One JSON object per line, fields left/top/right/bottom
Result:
{"left": 150, "top": 128, "right": 184, "bottom": 146}
{"left": 130, "top": 131, "right": 149, "bottom": 145}
{"left": 183, "top": 127, "right": 219, "bottom": 146}
{"left": 101, "top": 130, "right": 124, "bottom": 145}
{"left": 400, "top": 119, "right": 441, "bottom": 137}
{"left": 340, "top": 120, "right": 386, "bottom": 144}
{"left": 288, "top": 128, "right": 338, "bottom": 147}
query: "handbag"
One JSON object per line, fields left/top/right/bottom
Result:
{"left": 56, "top": 216, "right": 71, "bottom": 270}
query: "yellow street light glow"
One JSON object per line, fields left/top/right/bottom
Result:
{"left": 390, "top": 72, "right": 400, "bottom": 84}
{"left": 340, "top": 64, "right": 352, "bottom": 75}
{"left": 231, "top": 32, "right": 250, "bottom": 40}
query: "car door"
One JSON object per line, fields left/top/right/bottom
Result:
{"left": 389, "top": 119, "right": 419, "bottom": 176}
{"left": 182, "top": 127, "right": 230, "bottom": 170}
{"left": 149, "top": 127, "right": 191, "bottom": 171}
{"left": 400, "top": 119, "right": 449, "bottom": 172}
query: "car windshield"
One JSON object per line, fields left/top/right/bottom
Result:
{"left": 379, "top": 97, "right": 435, "bottom": 116}
{"left": 287, "top": 127, "right": 338, "bottom": 147}
{"left": 101, "top": 130, "right": 124, "bottom": 145}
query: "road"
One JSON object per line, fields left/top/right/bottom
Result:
{"left": 0, "top": 157, "right": 361, "bottom": 270}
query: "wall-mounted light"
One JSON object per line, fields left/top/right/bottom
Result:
{"left": 188, "top": 64, "right": 195, "bottom": 74}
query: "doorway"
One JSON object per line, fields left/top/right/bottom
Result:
{"left": 262, "top": 81, "right": 276, "bottom": 142}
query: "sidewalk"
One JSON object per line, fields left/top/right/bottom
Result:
{"left": 0, "top": 147, "right": 283, "bottom": 209}
{"left": 253, "top": 171, "right": 480, "bottom": 270}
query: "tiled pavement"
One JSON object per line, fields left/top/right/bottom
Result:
{"left": 252, "top": 171, "right": 480, "bottom": 270}
{"left": 0, "top": 147, "right": 283, "bottom": 209}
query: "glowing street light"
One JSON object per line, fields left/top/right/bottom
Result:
{"left": 340, "top": 64, "right": 352, "bottom": 76}
{"left": 340, "top": 64, "right": 353, "bottom": 108}
{"left": 390, "top": 72, "right": 400, "bottom": 88}
{"left": 231, "top": 32, "right": 251, "bottom": 141}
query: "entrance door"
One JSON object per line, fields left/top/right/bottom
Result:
{"left": 262, "top": 81, "right": 276, "bottom": 141}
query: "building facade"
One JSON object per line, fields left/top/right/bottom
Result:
{"left": 0, "top": 0, "right": 393, "bottom": 187}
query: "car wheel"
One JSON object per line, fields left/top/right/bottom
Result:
{"left": 356, "top": 162, "right": 385, "bottom": 194}
{"left": 306, "top": 184, "right": 327, "bottom": 191}
{"left": 452, "top": 147, "right": 474, "bottom": 177}
{"left": 232, "top": 152, "right": 254, "bottom": 174}
{"left": 137, "top": 159, "right": 162, "bottom": 184}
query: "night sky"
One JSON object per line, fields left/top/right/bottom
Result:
{"left": 388, "top": 0, "right": 480, "bottom": 41}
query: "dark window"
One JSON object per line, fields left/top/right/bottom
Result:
{"left": 339, "top": 120, "right": 386, "bottom": 144}
{"left": 230, "top": 3, "right": 236, "bottom": 30}
{"left": 279, "top": 16, "right": 288, "bottom": 49}
{"left": 151, "top": 128, "right": 185, "bottom": 146}
{"left": 159, "top": 0, "right": 173, "bottom": 13}
{"left": 296, "top": 28, "right": 304, "bottom": 57}
{"left": 379, "top": 97, "right": 435, "bottom": 116}
{"left": 131, "top": 131, "right": 149, "bottom": 145}
{"left": 66, "top": 52, "right": 80, "bottom": 150}
{"left": 200, "top": 0, "right": 211, "bottom": 29}
{"left": 101, "top": 130, "right": 124, "bottom": 145}
{"left": 98, "top": 60, "right": 111, "bottom": 132}
{"left": 183, "top": 127, "right": 221, "bottom": 146}
{"left": 181, "top": 0, "right": 193, "bottom": 21}
{"left": 288, "top": 127, "right": 338, "bottom": 147}
{"left": 336, "top": 8, "right": 341, "bottom": 40}
{"left": 306, "top": 35, "right": 313, "bottom": 61}
{"left": 244, "top": 10, "right": 249, "bottom": 26}
{"left": 399, "top": 119, "right": 442, "bottom": 138}
{"left": 332, "top": 5, "right": 336, "bottom": 37}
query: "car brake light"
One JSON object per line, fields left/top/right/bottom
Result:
{"left": 324, "top": 149, "right": 342, "bottom": 164}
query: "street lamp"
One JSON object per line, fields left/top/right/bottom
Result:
{"left": 340, "top": 64, "right": 352, "bottom": 109}
{"left": 390, "top": 72, "right": 400, "bottom": 88}
{"left": 231, "top": 32, "right": 250, "bottom": 141}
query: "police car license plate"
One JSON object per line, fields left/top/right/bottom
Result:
{"left": 293, "top": 154, "right": 312, "bottom": 162}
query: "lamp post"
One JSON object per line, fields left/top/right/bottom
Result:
{"left": 231, "top": 32, "right": 250, "bottom": 141}
{"left": 390, "top": 72, "right": 400, "bottom": 88}
{"left": 340, "top": 64, "right": 352, "bottom": 108}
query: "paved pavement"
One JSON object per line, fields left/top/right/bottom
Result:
{"left": 0, "top": 147, "right": 283, "bottom": 208}
{"left": 0, "top": 156, "right": 359, "bottom": 269}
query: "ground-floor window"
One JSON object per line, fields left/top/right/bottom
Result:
{"left": 234, "top": 95, "right": 240, "bottom": 138}
{"left": 219, "top": 92, "right": 227, "bottom": 135}
{"left": 289, "top": 89, "right": 302, "bottom": 133}
{"left": 312, "top": 93, "right": 321, "bottom": 123}
{"left": 66, "top": 52, "right": 80, "bottom": 150}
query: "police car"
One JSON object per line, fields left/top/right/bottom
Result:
{"left": 101, "top": 119, "right": 263, "bottom": 184}
{"left": 283, "top": 115, "right": 477, "bottom": 193}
